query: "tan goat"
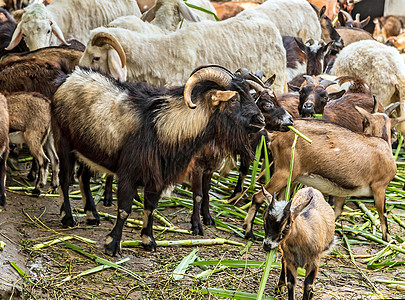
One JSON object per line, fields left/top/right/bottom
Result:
{"left": 263, "top": 187, "right": 335, "bottom": 300}
{"left": 244, "top": 107, "right": 405, "bottom": 242}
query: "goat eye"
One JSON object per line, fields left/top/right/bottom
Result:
{"left": 263, "top": 103, "right": 273, "bottom": 110}
{"left": 92, "top": 57, "right": 100, "bottom": 63}
{"left": 47, "top": 30, "right": 51, "bottom": 34}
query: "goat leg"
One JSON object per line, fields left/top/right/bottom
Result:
{"left": 286, "top": 264, "right": 298, "bottom": 300}
{"left": 103, "top": 175, "right": 114, "bottom": 206}
{"left": 303, "top": 263, "right": 319, "bottom": 300}
{"left": 276, "top": 259, "right": 287, "bottom": 295}
{"left": 78, "top": 165, "right": 100, "bottom": 226}
{"left": 105, "top": 177, "right": 138, "bottom": 256}
{"left": 191, "top": 170, "right": 204, "bottom": 235}
{"left": 201, "top": 172, "right": 215, "bottom": 226}
{"left": 333, "top": 196, "right": 346, "bottom": 219}
{"left": 228, "top": 156, "right": 249, "bottom": 202}
{"left": 140, "top": 184, "right": 161, "bottom": 252}
{"left": 373, "top": 185, "right": 391, "bottom": 242}
{"left": 27, "top": 159, "right": 38, "bottom": 182}
{"left": 0, "top": 144, "right": 8, "bottom": 206}
{"left": 44, "top": 133, "right": 60, "bottom": 192}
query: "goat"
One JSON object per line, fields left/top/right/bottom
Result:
{"left": 5, "top": 0, "right": 141, "bottom": 51}
{"left": 141, "top": 0, "right": 217, "bottom": 31}
{"left": 283, "top": 37, "right": 333, "bottom": 81}
{"left": 210, "top": 0, "right": 260, "bottom": 20}
{"left": 0, "top": 7, "right": 29, "bottom": 59}
{"left": 332, "top": 40, "right": 405, "bottom": 134}
{"left": 386, "top": 32, "right": 405, "bottom": 53}
{"left": 308, "top": 0, "right": 358, "bottom": 21}
{"left": 373, "top": 15, "right": 403, "bottom": 43}
{"left": 0, "top": 94, "right": 8, "bottom": 206}
{"left": 337, "top": 10, "right": 370, "bottom": 28}
{"left": 51, "top": 65, "right": 265, "bottom": 256}
{"left": 79, "top": 18, "right": 288, "bottom": 92}
{"left": 244, "top": 108, "right": 405, "bottom": 242}
{"left": 237, "top": 0, "right": 321, "bottom": 43}
{"left": 262, "top": 187, "right": 335, "bottom": 300}
{"left": 311, "top": 5, "right": 344, "bottom": 50}
{"left": 6, "top": 92, "right": 58, "bottom": 193}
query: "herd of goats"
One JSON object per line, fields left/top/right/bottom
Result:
{"left": 0, "top": 0, "right": 405, "bottom": 298}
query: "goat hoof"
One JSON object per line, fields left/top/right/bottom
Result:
{"left": 61, "top": 215, "right": 76, "bottom": 228}
{"left": 86, "top": 218, "right": 100, "bottom": 226}
{"left": 142, "top": 240, "right": 157, "bottom": 252}
{"left": 203, "top": 215, "right": 215, "bottom": 226}
{"left": 191, "top": 223, "right": 204, "bottom": 236}
{"left": 244, "top": 231, "right": 256, "bottom": 241}
{"left": 105, "top": 240, "right": 121, "bottom": 257}
{"left": 103, "top": 196, "right": 113, "bottom": 207}
{"left": 32, "top": 188, "right": 41, "bottom": 196}
{"left": 383, "top": 233, "right": 391, "bottom": 242}
{"left": 27, "top": 173, "right": 36, "bottom": 182}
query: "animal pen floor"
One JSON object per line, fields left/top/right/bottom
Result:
{"left": 0, "top": 147, "right": 405, "bottom": 300}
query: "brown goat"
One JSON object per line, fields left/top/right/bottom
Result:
{"left": 263, "top": 187, "right": 335, "bottom": 300}
{"left": 6, "top": 92, "right": 59, "bottom": 193}
{"left": 244, "top": 109, "right": 405, "bottom": 242}
{"left": 387, "top": 32, "right": 405, "bottom": 53}
{"left": 210, "top": 1, "right": 260, "bottom": 20}
{"left": 373, "top": 15, "right": 403, "bottom": 43}
{"left": 0, "top": 93, "right": 9, "bottom": 206}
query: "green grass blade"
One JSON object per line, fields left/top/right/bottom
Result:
{"left": 256, "top": 249, "right": 277, "bottom": 300}
{"left": 173, "top": 248, "right": 198, "bottom": 280}
{"left": 195, "top": 287, "right": 276, "bottom": 300}
{"left": 184, "top": 2, "right": 219, "bottom": 21}
{"left": 10, "top": 261, "right": 33, "bottom": 284}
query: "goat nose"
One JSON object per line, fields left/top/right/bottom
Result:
{"left": 303, "top": 102, "right": 313, "bottom": 109}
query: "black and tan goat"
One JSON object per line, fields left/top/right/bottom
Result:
{"left": 6, "top": 92, "right": 59, "bottom": 193}
{"left": 244, "top": 108, "right": 405, "bottom": 242}
{"left": 262, "top": 187, "right": 335, "bottom": 300}
{"left": 51, "top": 65, "right": 265, "bottom": 255}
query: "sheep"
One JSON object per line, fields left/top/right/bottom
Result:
{"left": 79, "top": 18, "right": 288, "bottom": 93}
{"left": 51, "top": 65, "right": 266, "bottom": 256}
{"left": 236, "top": 0, "right": 321, "bottom": 42}
{"left": 332, "top": 40, "right": 405, "bottom": 133}
{"left": 141, "top": 0, "right": 217, "bottom": 31}
{"left": 244, "top": 108, "right": 405, "bottom": 242}
{"left": 0, "top": 7, "right": 29, "bottom": 58}
{"left": 6, "top": 92, "right": 58, "bottom": 194}
{"left": 5, "top": 0, "right": 141, "bottom": 51}
{"left": 0, "top": 94, "right": 8, "bottom": 206}
{"left": 262, "top": 187, "right": 335, "bottom": 300}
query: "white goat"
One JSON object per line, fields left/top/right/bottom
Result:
{"left": 142, "top": 0, "right": 216, "bottom": 31}
{"left": 332, "top": 40, "right": 405, "bottom": 133}
{"left": 237, "top": 0, "right": 321, "bottom": 42}
{"left": 79, "top": 17, "right": 288, "bottom": 93}
{"left": 6, "top": 0, "right": 141, "bottom": 51}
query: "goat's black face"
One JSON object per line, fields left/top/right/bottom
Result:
{"left": 263, "top": 205, "right": 292, "bottom": 252}
{"left": 299, "top": 85, "right": 329, "bottom": 118}
{"left": 256, "top": 91, "right": 293, "bottom": 132}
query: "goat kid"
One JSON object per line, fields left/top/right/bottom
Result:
{"left": 244, "top": 108, "right": 405, "bottom": 242}
{"left": 52, "top": 65, "right": 265, "bottom": 255}
{"left": 263, "top": 187, "right": 335, "bottom": 300}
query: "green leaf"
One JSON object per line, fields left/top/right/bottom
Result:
{"left": 195, "top": 287, "right": 276, "bottom": 300}
{"left": 172, "top": 248, "right": 198, "bottom": 280}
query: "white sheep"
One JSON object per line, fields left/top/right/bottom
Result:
{"left": 237, "top": 0, "right": 322, "bottom": 42}
{"left": 332, "top": 40, "right": 405, "bottom": 133}
{"left": 6, "top": 0, "right": 141, "bottom": 51}
{"left": 79, "top": 17, "right": 288, "bottom": 93}
{"left": 142, "top": 0, "right": 217, "bottom": 31}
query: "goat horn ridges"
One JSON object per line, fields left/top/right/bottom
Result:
{"left": 184, "top": 66, "right": 233, "bottom": 109}
{"left": 92, "top": 32, "right": 126, "bottom": 68}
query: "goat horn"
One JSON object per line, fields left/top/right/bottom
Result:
{"left": 303, "top": 75, "right": 314, "bottom": 85}
{"left": 385, "top": 102, "right": 400, "bottom": 116}
{"left": 305, "top": 38, "right": 315, "bottom": 46}
{"left": 340, "top": 10, "right": 353, "bottom": 22}
{"left": 184, "top": 66, "right": 233, "bottom": 109}
{"left": 372, "top": 95, "right": 378, "bottom": 113}
{"left": 92, "top": 32, "right": 126, "bottom": 68}
{"left": 320, "top": 79, "right": 337, "bottom": 89}
{"left": 355, "top": 13, "right": 360, "bottom": 22}
{"left": 235, "top": 68, "right": 250, "bottom": 78}
{"left": 246, "top": 80, "right": 264, "bottom": 93}
{"left": 190, "top": 64, "right": 234, "bottom": 78}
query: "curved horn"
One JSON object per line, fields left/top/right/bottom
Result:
{"left": 340, "top": 10, "right": 353, "bottom": 22}
{"left": 303, "top": 75, "right": 314, "bottom": 85}
{"left": 92, "top": 32, "right": 126, "bottom": 68}
{"left": 384, "top": 102, "right": 400, "bottom": 116}
{"left": 235, "top": 68, "right": 250, "bottom": 78}
{"left": 246, "top": 80, "right": 264, "bottom": 93}
{"left": 190, "top": 64, "right": 234, "bottom": 78}
{"left": 184, "top": 66, "right": 233, "bottom": 109}
{"left": 320, "top": 79, "right": 337, "bottom": 89}
{"left": 305, "top": 38, "right": 315, "bottom": 46}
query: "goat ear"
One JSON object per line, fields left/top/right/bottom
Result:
{"left": 338, "top": 11, "right": 346, "bottom": 26}
{"left": 179, "top": 1, "right": 200, "bottom": 22}
{"left": 51, "top": 21, "right": 70, "bottom": 46}
{"left": 291, "top": 197, "right": 313, "bottom": 220}
{"left": 328, "top": 90, "right": 345, "bottom": 101}
{"left": 264, "top": 74, "right": 276, "bottom": 88}
{"left": 355, "top": 105, "right": 371, "bottom": 120}
{"left": 210, "top": 90, "right": 238, "bottom": 106}
{"left": 108, "top": 49, "right": 127, "bottom": 81}
{"left": 319, "top": 5, "right": 326, "bottom": 18}
{"left": 141, "top": 6, "right": 157, "bottom": 22}
{"left": 5, "top": 21, "right": 22, "bottom": 51}
{"left": 391, "top": 116, "right": 405, "bottom": 128}
{"left": 288, "top": 83, "right": 300, "bottom": 92}
{"left": 261, "top": 186, "right": 275, "bottom": 209}
{"left": 295, "top": 37, "right": 306, "bottom": 53}
{"left": 283, "top": 200, "right": 293, "bottom": 216}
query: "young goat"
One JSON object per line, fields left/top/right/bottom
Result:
{"left": 52, "top": 65, "right": 265, "bottom": 256}
{"left": 0, "top": 93, "right": 9, "bottom": 206}
{"left": 245, "top": 107, "right": 405, "bottom": 242}
{"left": 263, "top": 187, "right": 335, "bottom": 300}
